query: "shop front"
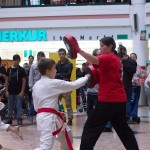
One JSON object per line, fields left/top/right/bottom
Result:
{"left": 0, "top": 27, "right": 133, "bottom": 111}
{"left": 0, "top": 27, "right": 133, "bottom": 66}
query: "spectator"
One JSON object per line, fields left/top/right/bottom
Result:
{"left": 86, "top": 49, "right": 100, "bottom": 116}
{"left": 117, "top": 44, "right": 137, "bottom": 122}
{"left": 55, "top": 48, "right": 73, "bottom": 126}
{"left": 26, "top": 55, "right": 34, "bottom": 115}
{"left": 0, "top": 57, "right": 6, "bottom": 85}
{"left": 5, "top": 54, "right": 26, "bottom": 125}
{"left": 86, "top": 48, "right": 112, "bottom": 132}
{"left": 127, "top": 53, "right": 142, "bottom": 124}
{"left": 28, "top": 55, "right": 34, "bottom": 67}
{"left": 76, "top": 63, "right": 87, "bottom": 79}
{"left": 144, "top": 74, "right": 150, "bottom": 110}
{"left": 28, "top": 52, "right": 45, "bottom": 124}
{"left": 76, "top": 63, "right": 87, "bottom": 105}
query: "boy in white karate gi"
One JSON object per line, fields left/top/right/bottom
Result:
{"left": 32, "top": 58, "right": 90, "bottom": 150}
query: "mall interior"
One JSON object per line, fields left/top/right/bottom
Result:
{"left": 0, "top": 0, "right": 150, "bottom": 150}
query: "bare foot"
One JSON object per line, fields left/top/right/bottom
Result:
{"left": 7, "top": 125, "right": 23, "bottom": 140}
{"left": 0, "top": 144, "right": 2, "bottom": 149}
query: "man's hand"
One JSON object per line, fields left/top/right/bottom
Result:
{"left": 18, "top": 92, "right": 24, "bottom": 98}
{"left": 5, "top": 91, "right": 9, "bottom": 98}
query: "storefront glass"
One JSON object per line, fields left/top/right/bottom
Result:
{"left": 0, "top": 40, "right": 133, "bottom": 67}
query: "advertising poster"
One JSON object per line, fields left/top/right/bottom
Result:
{"left": 140, "top": 66, "right": 147, "bottom": 85}
{"left": 140, "top": 30, "right": 146, "bottom": 41}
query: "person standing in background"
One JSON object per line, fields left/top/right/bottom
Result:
{"left": 117, "top": 44, "right": 137, "bottom": 122}
{"left": 26, "top": 55, "right": 34, "bottom": 115}
{"left": 76, "top": 63, "right": 87, "bottom": 106}
{"left": 55, "top": 48, "right": 73, "bottom": 126}
{"left": 28, "top": 52, "right": 45, "bottom": 124}
{"left": 0, "top": 57, "right": 6, "bottom": 85}
{"left": 127, "top": 53, "right": 142, "bottom": 124}
{"left": 86, "top": 48, "right": 112, "bottom": 132}
{"left": 86, "top": 49, "right": 100, "bottom": 116}
{"left": 5, "top": 54, "right": 26, "bottom": 126}
{"left": 144, "top": 74, "right": 150, "bottom": 110}
{"left": 28, "top": 55, "right": 34, "bottom": 67}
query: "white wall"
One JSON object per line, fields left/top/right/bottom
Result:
{"left": 0, "top": 5, "right": 131, "bottom": 29}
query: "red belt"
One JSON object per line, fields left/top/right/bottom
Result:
{"left": 37, "top": 108, "right": 73, "bottom": 150}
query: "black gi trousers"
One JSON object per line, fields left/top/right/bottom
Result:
{"left": 80, "top": 101, "right": 139, "bottom": 150}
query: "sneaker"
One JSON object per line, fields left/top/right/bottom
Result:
{"left": 28, "top": 116, "right": 33, "bottom": 125}
{"left": 132, "top": 117, "right": 140, "bottom": 124}
{"left": 67, "top": 120, "right": 72, "bottom": 126}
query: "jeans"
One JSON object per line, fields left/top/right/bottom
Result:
{"left": 28, "top": 97, "right": 36, "bottom": 117}
{"left": 8, "top": 95, "right": 23, "bottom": 121}
{"left": 126, "top": 86, "right": 141, "bottom": 118}
{"left": 105, "top": 121, "right": 112, "bottom": 129}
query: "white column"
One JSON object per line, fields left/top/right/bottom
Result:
{"left": 131, "top": 0, "right": 148, "bottom": 105}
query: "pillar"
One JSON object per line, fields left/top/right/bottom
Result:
{"left": 131, "top": 0, "right": 148, "bottom": 105}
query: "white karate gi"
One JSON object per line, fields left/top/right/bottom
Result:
{"left": 32, "top": 76, "right": 88, "bottom": 150}
{"left": 0, "top": 117, "right": 9, "bottom": 131}
{"left": 0, "top": 102, "right": 9, "bottom": 131}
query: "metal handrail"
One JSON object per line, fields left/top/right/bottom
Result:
{"left": 0, "top": 0, "right": 131, "bottom": 8}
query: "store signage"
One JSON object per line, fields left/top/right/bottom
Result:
{"left": 52, "top": 34, "right": 128, "bottom": 41}
{"left": 0, "top": 30, "right": 47, "bottom": 42}
{"left": 24, "top": 50, "right": 33, "bottom": 57}
{"left": 52, "top": 35, "right": 101, "bottom": 41}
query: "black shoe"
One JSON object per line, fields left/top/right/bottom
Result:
{"left": 103, "top": 127, "right": 112, "bottom": 132}
{"left": 67, "top": 120, "right": 72, "bottom": 126}
{"left": 132, "top": 117, "right": 140, "bottom": 124}
{"left": 5, "top": 120, "right": 12, "bottom": 124}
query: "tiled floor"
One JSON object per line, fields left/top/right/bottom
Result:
{"left": 0, "top": 106, "right": 150, "bottom": 150}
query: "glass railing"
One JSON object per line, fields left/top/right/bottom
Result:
{"left": 0, "top": 0, "right": 131, "bottom": 8}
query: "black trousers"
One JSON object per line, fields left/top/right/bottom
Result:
{"left": 80, "top": 101, "right": 139, "bottom": 150}
{"left": 86, "top": 93, "right": 98, "bottom": 116}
